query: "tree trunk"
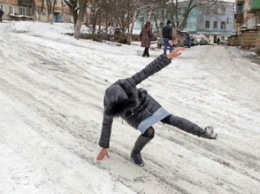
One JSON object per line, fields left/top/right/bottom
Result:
{"left": 91, "top": 11, "right": 97, "bottom": 37}
{"left": 74, "top": 0, "right": 87, "bottom": 39}
{"left": 74, "top": 17, "right": 82, "bottom": 39}
{"left": 49, "top": 13, "right": 54, "bottom": 24}
{"left": 148, "top": 8, "right": 152, "bottom": 22}
{"left": 128, "top": 9, "right": 139, "bottom": 45}
{"left": 175, "top": 0, "right": 179, "bottom": 28}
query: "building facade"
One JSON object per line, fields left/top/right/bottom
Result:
{"left": 234, "top": 0, "right": 260, "bottom": 34}
{"left": 0, "top": 0, "right": 71, "bottom": 22}
{"left": 134, "top": 0, "right": 235, "bottom": 44}
{"left": 192, "top": 1, "right": 235, "bottom": 43}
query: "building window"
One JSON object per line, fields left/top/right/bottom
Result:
{"left": 236, "top": 4, "right": 243, "bottom": 14}
{"left": 213, "top": 21, "right": 218, "bottom": 29}
{"left": 19, "top": 7, "right": 25, "bottom": 15}
{"left": 9, "top": 6, "right": 14, "bottom": 14}
{"left": 221, "top": 22, "right": 226, "bottom": 29}
{"left": 0, "top": 4, "right": 3, "bottom": 10}
{"left": 205, "top": 21, "right": 210, "bottom": 29}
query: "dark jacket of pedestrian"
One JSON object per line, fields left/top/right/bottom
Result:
{"left": 162, "top": 20, "right": 172, "bottom": 39}
{"left": 0, "top": 9, "right": 4, "bottom": 22}
{"left": 140, "top": 22, "right": 153, "bottom": 48}
{"left": 217, "top": 38, "right": 220, "bottom": 45}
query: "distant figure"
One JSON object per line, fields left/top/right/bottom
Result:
{"left": 139, "top": 21, "right": 153, "bottom": 57}
{"left": 162, "top": 20, "right": 174, "bottom": 55}
{"left": 0, "top": 9, "right": 4, "bottom": 23}
{"left": 217, "top": 37, "right": 220, "bottom": 45}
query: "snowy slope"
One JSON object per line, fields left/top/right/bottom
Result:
{"left": 0, "top": 21, "right": 259, "bottom": 194}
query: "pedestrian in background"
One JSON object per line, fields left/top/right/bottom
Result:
{"left": 0, "top": 9, "right": 4, "bottom": 23}
{"left": 140, "top": 21, "right": 153, "bottom": 57}
{"left": 217, "top": 37, "right": 220, "bottom": 45}
{"left": 162, "top": 20, "right": 174, "bottom": 55}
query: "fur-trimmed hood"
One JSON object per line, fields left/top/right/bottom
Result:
{"left": 104, "top": 79, "right": 138, "bottom": 117}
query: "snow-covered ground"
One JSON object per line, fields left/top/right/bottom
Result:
{"left": 0, "top": 21, "right": 260, "bottom": 194}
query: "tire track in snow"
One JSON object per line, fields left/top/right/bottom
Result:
{"left": 1, "top": 24, "right": 260, "bottom": 194}
{"left": 158, "top": 129, "right": 260, "bottom": 182}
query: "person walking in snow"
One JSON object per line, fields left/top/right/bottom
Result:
{"left": 0, "top": 9, "right": 4, "bottom": 23}
{"left": 97, "top": 47, "right": 217, "bottom": 166}
{"left": 217, "top": 37, "right": 220, "bottom": 45}
{"left": 139, "top": 21, "right": 153, "bottom": 57}
{"left": 162, "top": 20, "right": 174, "bottom": 55}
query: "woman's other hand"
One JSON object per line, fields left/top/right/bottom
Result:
{"left": 167, "top": 47, "right": 184, "bottom": 59}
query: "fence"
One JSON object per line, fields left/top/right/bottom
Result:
{"left": 228, "top": 35, "right": 241, "bottom": 46}
{"left": 240, "top": 29, "right": 258, "bottom": 49}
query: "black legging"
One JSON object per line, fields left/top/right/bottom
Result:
{"left": 142, "top": 127, "right": 155, "bottom": 138}
{"left": 143, "top": 47, "right": 149, "bottom": 56}
{"left": 142, "top": 115, "right": 205, "bottom": 138}
{"left": 161, "top": 115, "right": 205, "bottom": 136}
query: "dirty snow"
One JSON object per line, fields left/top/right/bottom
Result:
{"left": 0, "top": 21, "right": 260, "bottom": 194}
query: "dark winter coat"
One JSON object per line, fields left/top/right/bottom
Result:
{"left": 140, "top": 27, "right": 153, "bottom": 48}
{"left": 99, "top": 54, "right": 172, "bottom": 148}
{"left": 0, "top": 10, "right": 4, "bottom": 16}
{"left": 162, "top": 24, "right": 172, "bottom": 39}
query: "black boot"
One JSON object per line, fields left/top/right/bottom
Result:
{"left": 184, "top": 125, "right": 217, "bottom": 139}
{"left": 131, "top": 135, "right": 152, "bottom": 166}
{"left": 161, "top": 115, "right": 217, "bottom": 139}
{"left": 143, "top": 47, "right": 149, "bottom": 57}
{"left": 142, "top": 48, "right": 147, "bottom": 57}
{"left": 147, "top": 48, "right": 150, "bottom": 57}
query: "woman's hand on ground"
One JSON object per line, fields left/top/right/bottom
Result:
{"left": 97, "top": 148, "right": 109, "bottom": 160}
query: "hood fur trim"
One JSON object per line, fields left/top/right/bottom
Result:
{"left": 104, "top": 97, "right": 137, "bottom": 117}
{"left": 104, "top": 79, "right": 138, "bottom": 117}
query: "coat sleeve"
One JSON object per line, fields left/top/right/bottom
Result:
{"left": 99, "top": 114, "right": 113, "bottom": 148}
{"left": 126, "top": 54, "right": 172, "bottom": 86}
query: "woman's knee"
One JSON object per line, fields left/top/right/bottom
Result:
{"left": 142, "top": 127, "right": 155, "bottom": 138}
{"left": 161, "top": 115, "right": 172, "bottom": 124}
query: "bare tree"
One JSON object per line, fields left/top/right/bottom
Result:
{"left": 100, "top": 0, "right": 163, "bottom": 43}
{"left": 165, "top": 0, "right": 215, "bottom": 30}
{"left": 64, "top": 0, "right": 78, "bottom": 26}
{"left": 63, "top": 0, "right": 165, "bottom": 42}
{"left": 63, "top": 0, "right": 87, "bottom": 39}
{"left": 38, "top": 0, "right": 55, "bottom": 22}
{"left": 38, "top": 0, "right": 46, "bottom": 21}
{"left": 74, "top": 0, "right": 87, "bottom": 39}
{"left": 45, "top": 0, "right": 57, "bottom": 23}
{"left": 31, "top": 0, "right": 37, "bottom": 21}
{"left": 87, "top": 0, "right": 105, "bottom": 37}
